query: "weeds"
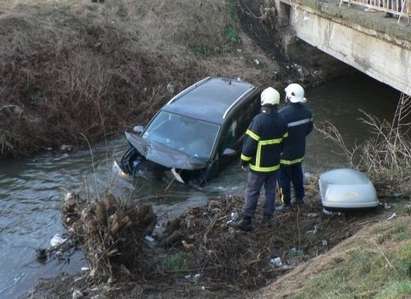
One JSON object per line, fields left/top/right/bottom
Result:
{"left": 295, "top": 218, "right": 411, "bottom": 299}
{"left": 317, "top": 94, "right": 411, "bottom": 193}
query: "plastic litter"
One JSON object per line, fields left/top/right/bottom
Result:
{"left": 50, "top": 234, "right": 67, "bottom": 247}
{"left": 81, "top": 267, "right": 90, "bottom": 271}
{"left": 307, "top": 224, "right": 318, "bottom": 235}
{"left": 322, "top": 240, "right": 328, "bottom": 247}
{"left": 72, "top": 289, "right": 83, "bottom": 299}
{"left": 144, "top": 235, "right": 155, "bottom": 243}
{"left": 226, "top": 212, "right": 239, "bottom": 224}
{"left": 270, "top": 257, "right": 283, "bottom": 267}
{"left": 322, "top": 208, "right": 342, "bottom": 216}
{"left": 387, "top": 212, "right": 397, "bottom": 221}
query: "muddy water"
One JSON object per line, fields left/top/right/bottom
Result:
{"left": 0, "top": 72, "right": 399, "bottom": 298}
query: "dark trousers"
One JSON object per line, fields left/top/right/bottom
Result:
{"left": 279, "top": 163, "right": 304, "bottom": 205}
{"left": 243, "top": 171, "right": 278, "bottom": 218}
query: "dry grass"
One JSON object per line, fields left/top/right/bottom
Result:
{"left": 0, "top": 0, "right": 275, "bottom": 157}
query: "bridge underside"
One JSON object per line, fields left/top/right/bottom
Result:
{"left": 282, "top": 0, "right": 411, "bottom": 95}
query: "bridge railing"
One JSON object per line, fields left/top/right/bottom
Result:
{"left": 339, "top": 0, "right": 410, "bottom": 23}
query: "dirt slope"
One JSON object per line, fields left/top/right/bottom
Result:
{"left": 0, "top": 0, "right": 277, "bottom": 158}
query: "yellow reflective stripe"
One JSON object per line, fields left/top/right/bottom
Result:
{"left": 249, "top": 163, "right": 280, "bottom": 172}
{"left": 280, "top": 157, "right": 304, "bottom": 165}
{"left": 259, "top": 138, "right": 283, "bottom": 145}
{"left": 246, "top": 129, "right": 260, "bottom": 141}
{"left": 256, "top": 142, "right": 262, "bottom": 167}
{"left": 241, "top": 154, "right": 252, "bottom": 161}
{"left": 283, "top": 132, "right": 288, "bottom": 138}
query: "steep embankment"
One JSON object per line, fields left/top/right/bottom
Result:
{"left": 0, "top": 0, "right": 277, "bottom": 158}
{"left": 259, "top": 214, "right": 411, "bottom": 298}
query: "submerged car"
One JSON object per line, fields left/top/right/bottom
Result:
{"left": 319, "top": 168, "right": 379, "bottom": 210}
{"left": 116, "top": 77, "right": 260, "bottom": 185}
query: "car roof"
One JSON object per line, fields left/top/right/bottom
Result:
{"left": 162, "top": 77, "right": 256, "bottom": 125}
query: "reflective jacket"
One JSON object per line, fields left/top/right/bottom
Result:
{"left": 241, "top": 108, "right": 288, "bottom": 174}
{"left": 279, "top": 103, "right": 313, "bottom": 165}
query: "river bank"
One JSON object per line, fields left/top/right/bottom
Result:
{"left": 26, "top": 179, "right": 411, "bottom": 298}
{"left": 0, "top": 0, "right": 350, "bottom": 158}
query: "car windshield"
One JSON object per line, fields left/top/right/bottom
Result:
{"left": 142, "top": 111, "right": 220, "bottom": 160}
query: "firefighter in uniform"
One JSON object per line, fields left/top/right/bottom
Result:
{"left": 278, "top": 83, "right": 313, "bottom": 209}
{"left": 236, "top": 87, "right": 288, "bottom": 231}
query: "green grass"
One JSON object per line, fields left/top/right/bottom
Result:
{"left": 293, "top": 219, "right": 411, "bottom": 299}
{"left": 162, "top": 251, "right": 190, "bottom": 272}
{"left": 225, "top": 0, "right": 240, "bottom": 44}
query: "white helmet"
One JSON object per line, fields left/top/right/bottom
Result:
{"left": 285, "top": 83, "right": 306, "bottom": 103}
{"left": 260, "top": 87, "right": 280, "bottom": 106}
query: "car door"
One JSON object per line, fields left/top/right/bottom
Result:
{"left": 218, "top": 94, "right": 260, "bottom": 167}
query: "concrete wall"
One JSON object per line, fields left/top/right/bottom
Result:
{"left": 286, "top": 3, "right": 411, "bottom": 95}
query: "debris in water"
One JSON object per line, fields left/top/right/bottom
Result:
{"left": 50, "top": 234, "right": 67, "bottom": 247}
{"left": 81, "top": 267, "right": 90, "bottom": 271}
{"left": 35, "top": 248, "right": 48, "bottom": 263}
{"left": 254, "top": 59, "right": 260, "bottom": 65}
{"left": 387, "top": 212, "right": 397, "bottom": 221}
{"left": 306, "top": 213, "right": 318, "bottom": 218}
{"left": 72, "top": 289, "right": 83, "bottom": 299}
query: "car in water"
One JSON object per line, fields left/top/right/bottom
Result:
{"left": 115, "top": 77, "right": 260, "bottom": 185}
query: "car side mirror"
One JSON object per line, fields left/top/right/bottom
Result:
{"left": 222, "top": 148, "right": 236, "bottom": 157}
{"left": 133, "top": 125, "right": 145, "bottom": 135}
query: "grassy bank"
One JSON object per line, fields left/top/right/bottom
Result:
{"left": 0, "top": 0, "right": 278, "bottom": 158}
{"left": 261, "top": 211, "right": 411, "bottom": 298}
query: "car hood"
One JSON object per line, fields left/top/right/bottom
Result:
{"left": 125, "top": 132, "right": 208, "bottom": 170}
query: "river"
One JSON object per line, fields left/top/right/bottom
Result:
{"left": 0, "top": 72, "right": 400, "bottom": 298}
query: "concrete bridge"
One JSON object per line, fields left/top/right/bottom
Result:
{"left": 276, "top": 0, "right": 411, "bottom": 95}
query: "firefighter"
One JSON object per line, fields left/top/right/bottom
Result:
{"left": 278, "top": 83, "right": 313, "bottom": 209}
{"left": 236, "top": 87, "right": 288, "bottom": 231}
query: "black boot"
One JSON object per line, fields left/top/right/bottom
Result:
{"left": 234, "top": 216, "right": 252, "bottom": 232}
{"left": 262, "top": 215, "right": 274, "bottom": 227}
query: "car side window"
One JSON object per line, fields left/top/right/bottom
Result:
{"left": 220, "top": 94, "right": 260, "bottom": 152}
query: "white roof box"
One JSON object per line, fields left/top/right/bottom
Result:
{"left": 319, "top": 168, "right": 379, "bottom": 209}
